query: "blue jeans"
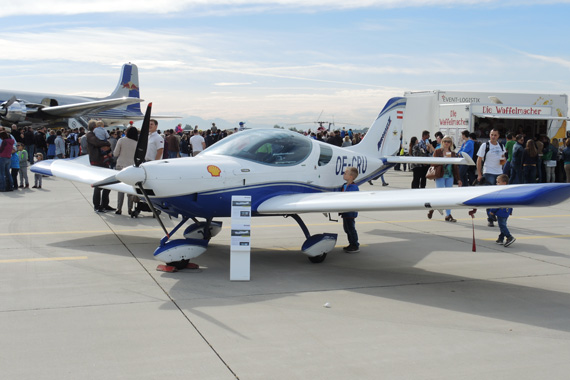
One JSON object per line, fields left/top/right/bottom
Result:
{"left": 497, "top": 216, "right": 512, "bottom": 241}
{"left": 484, "top": 173, "right": 499, "bottom": 186}
{"left": 510, "top": 166, "right": 523, "bottom": 184}
{"left": 459, "top": 165, "right": 469, "bottom": 187}
{"left": 168, "top": 151, "right": 178, "bottom": 159}
{"left": 69, "top": 145, "right": 80, "bottom": 158}
{"left": 435, "top": 176, "right": 454, "bottom": 216}
{"left": 0, "top": 157, "right": 13, "bottom": 191}
{"left": 342, "top": 217, "right": 359, "bottom": 247}
{"left": 503, "top": 161, "right": 511, "bottom": 176}
{"left": 484, "top": 173, "right": 500, "bottom": 222}
{"left": 524, "top": 165, "right": 536, "bottom": 183}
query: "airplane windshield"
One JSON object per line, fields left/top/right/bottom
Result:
{"left": 202, "top": 129, "right": 312, "bottom": 166}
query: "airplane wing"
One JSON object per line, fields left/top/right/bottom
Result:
{"left": 31, "top": 156, "right": 137, "bottom": 195}
{"left": 257, "top": 184, "right": 570, "bottom": 214}
{"left": 40, "top": 97, "right": 143, "bottom": 117}
{"left": 152, "top": 114, "right": 182, "bottom": 119}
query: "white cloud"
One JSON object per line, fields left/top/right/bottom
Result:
{"left": 521, "top": 52, "right": 570, "bottom": 69}
{"left": 0, "top": 28, "right": 197, "bottom": 68}
{"left": 2, "top": 0, "right": 569, "bottom": 17}
{"left": 0, "top": 26, "right": 473, "bottom": 86}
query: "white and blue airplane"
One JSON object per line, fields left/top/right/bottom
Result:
{"left": 31, "top": 97, "right": 570, "bottom": 269}
{"left": 0, "top": 63, "right": 145, "bottom": 128}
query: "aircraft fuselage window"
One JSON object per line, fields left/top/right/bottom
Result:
{"left": 318, "top": 144, "right": 333, "bottom": 166}
{"left": 202, "top": 129, "right": 312, "bottom": 166}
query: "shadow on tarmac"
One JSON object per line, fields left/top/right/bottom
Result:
{"left": 47, "top": 229, "right": 570, "bottom": 335}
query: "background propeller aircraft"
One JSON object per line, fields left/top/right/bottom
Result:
{"left": 0, "top": 63, "right": 144, "bottom": 128}
{"left": 31, "top": 97, "right": 570, "bottom": 269}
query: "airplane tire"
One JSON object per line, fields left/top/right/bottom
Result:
{"left": 308, "top": 253, "right": 327, "bottom": 264}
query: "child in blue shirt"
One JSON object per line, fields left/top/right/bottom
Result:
{"left": 489, "top": 174, "right": 516, "bottom": 247}
{"left": 340, "top": 166, "right": 360, "bottom": 253}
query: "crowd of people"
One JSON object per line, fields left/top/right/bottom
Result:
{"left": 0, "top": 121, "right": 236, "bottom": 193}
{"left": 402, "top": 128, "right": 570, "bottom": 245}
{"left": 408, "top": 129, "right": 570, "bottom": 190}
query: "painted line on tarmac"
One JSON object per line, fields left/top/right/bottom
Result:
{"left": 0, "top": 256, "right": 88, "bottom": 264}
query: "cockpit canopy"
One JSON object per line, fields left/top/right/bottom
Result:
{"left": 202, "top": 129, "right": 313, "bottom": 166}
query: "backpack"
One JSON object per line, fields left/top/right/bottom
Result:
{"left": 482, "top": 141, "right": 504, "bottom": 166}
{"left": 68, "top": 133, "right": 78, "bottom": 146}
{"left": 472, "top": 140, "right": 481, "bottom": 160}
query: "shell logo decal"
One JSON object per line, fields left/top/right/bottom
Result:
{"left": 207, "top": 165, "right": 221, "bottom": 177}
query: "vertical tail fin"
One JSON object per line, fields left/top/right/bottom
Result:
{"left": 106, "top": 63, "right": 141, "bottom": 114}
{"left": 347, "top": 97, "right": 406, "bottom": 158}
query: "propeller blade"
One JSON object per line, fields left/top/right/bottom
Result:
{"left": 134, "top": 102, "right": 152, "bottom": 167}
{"left": 0, "top": 96, "right": 17, "bottom": 116}
{"left": 136, "top": 181, "right": 169, "bottom": 238}
{"left": 5, "top": 95, "right": 17, "bottom": 107}
{"left": 91, "top": 175, "right": 120, "bottom": 188}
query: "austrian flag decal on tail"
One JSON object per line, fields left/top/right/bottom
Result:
{"left": 397, "top": 110, "right": 403, "bottom": 119}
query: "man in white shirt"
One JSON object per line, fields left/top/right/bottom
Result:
{"left": 145, "top": 119, "right": 164, "bottom": 161}
{"left": 189, "top": 129, "right": 206, "bottom": 156}
{"left": 476, "top": 129, "right": 505, "bottom": 185}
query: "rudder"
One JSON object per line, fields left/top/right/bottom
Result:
{"left": 106, "top": 63, "right": 141, "bottom": 114}
{"left": 347, "top": 97, "right": 406, "bottom": 158}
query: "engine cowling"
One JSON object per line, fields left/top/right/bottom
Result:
{"left": 0, "top": 99, "right": 27, "bottom": 123}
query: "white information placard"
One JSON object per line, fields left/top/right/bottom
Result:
{"left": 230, "top": 196, "right": 251, "bottom": 281}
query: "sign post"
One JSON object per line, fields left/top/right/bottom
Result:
{"left": 230, "top": 195, "right": 251, "bottom": 281}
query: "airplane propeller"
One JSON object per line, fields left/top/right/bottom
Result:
{"left": 0, "top": 95, "right": 26, "bottom": 122}
{"left": 91, "top": 102, "right": 153, "bottom": 188}
{"left": 134, "top": 102, "right": 151, "bottom": 168}
{"left": 91, "top": 103, "right": 170, "bottom": 238}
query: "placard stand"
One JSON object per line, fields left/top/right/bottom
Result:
{"left": 230, "top": 196, "right": 251, "bottom": 281}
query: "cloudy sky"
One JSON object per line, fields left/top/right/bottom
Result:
{"left": 1, "top": 0, "right": 569, "bottom": 129}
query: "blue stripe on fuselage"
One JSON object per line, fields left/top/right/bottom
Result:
{"left": 153, "top": 182, "right": 335, "bottom": 219}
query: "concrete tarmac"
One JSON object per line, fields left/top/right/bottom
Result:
{"left": 2, "top": 169, "right": 570, "bottom": 379}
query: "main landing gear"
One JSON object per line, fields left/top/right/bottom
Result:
{"left": 287, "top": 214, "right": 337, "bottom": 263}
{"left": 153, "top": 217, "right": 223, "bottom": 271}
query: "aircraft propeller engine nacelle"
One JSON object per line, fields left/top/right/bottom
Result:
{"left": 115, "top": 165, "right": 146, "bottom": 186}
{"left": 0, "top": 98, "right": 27, "bottom": 123}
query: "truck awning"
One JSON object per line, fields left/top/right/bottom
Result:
{"left": 473, "top": 113, "right": 570, "bottom": 121}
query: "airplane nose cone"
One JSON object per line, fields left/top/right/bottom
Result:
{"left": 116, "top": 165, "right": 146, "bottom": 186}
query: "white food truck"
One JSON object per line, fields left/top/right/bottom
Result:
{"left": 402, "top": 90, "right": 569, "bottom": 147}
